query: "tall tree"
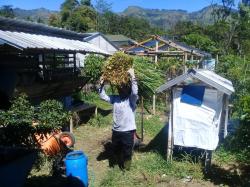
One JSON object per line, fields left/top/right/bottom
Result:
{"left": 95, "top": 0, "right": 112, "bottom": 31}
{"left": 237, "top": 3, "right": 250, "bottom": 55}
{"left": 60, "top": 0, "right": 79, "bottom": 24}
{"left": 48, "top": 14, "right": 61, "bottom": 27}
{"left": 0, "top": 5, "right": 15, "bottom": 18}
{"left": 67, "top": 6, "right": 96, "bottom": 32}
{"left": 80, "top": 0, "right": 92, "bottom": 7}
{"left": 212, "top": 0, "right": 236, "bottom": 22}
{"left": 95, "top": 0, "right": 112, "bottom": 14}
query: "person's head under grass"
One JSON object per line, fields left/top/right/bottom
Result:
{"left": 117, "top": 82, "right": 131, "bottom": 99}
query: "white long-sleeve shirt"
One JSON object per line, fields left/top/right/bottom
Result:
{"left": 99, "top": 78, "right": 138, "bottom": 132}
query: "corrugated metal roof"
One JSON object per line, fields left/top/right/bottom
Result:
{"left": 83, "top": 32, "right": 119, "bottom": 50}
{"left": 0, "top": 30, "right": 110, "bottom": 55}
{"left": 0, "top": 16, "right": 89, "bottom": 40}
{"left": 156, "top": 69, "right": 235, "bottom": 95}
{"left": 105, "top": 34, "right": 136, "bottom": 43}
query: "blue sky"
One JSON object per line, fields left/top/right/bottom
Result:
{"left": 0, "top": 0, "right": 241, "bottom": 12}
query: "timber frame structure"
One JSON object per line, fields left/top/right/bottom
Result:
{"left": 125, "top": 35, "right": 211, "bottom": 65}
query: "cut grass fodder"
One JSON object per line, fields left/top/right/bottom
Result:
{"left": 102, "top": 52, "right": 165, "bottom": 99}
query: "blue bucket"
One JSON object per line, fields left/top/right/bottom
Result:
{"left": 65, "top": 150, "right": 88, "bottom": 187}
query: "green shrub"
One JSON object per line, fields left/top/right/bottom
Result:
{"left": 0, "top": 94, "right": 35, "bottom": 146}
{"left": 82, "top": 54, "right": 105, "bottom": 83}
{"left": 0, "top": 94, "right": 70, "bottom": 147}
{"left": 36, "top": 99, "right": 70, "bottom": 133}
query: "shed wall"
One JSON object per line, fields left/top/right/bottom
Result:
{"left": 88, "top": 35, "right": 117, "bottom": 54}
{"left": 172, "top": 87, "right": 223, "bottom": 150}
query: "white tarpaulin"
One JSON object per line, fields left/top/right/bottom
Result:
{"left": 172, "top": 87, "right": 223, "bottom": 150}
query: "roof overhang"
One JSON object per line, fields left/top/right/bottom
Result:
{"left": 156, "top": 69, "right": 235, "bottom": 95}
{"left": 0, "top": 30, "right": 111, "bottom": 56}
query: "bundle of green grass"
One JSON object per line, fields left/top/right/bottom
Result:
{"left": 102, "top": 52, "right": 165, "bottom": 98}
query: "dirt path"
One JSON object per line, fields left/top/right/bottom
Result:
{"left": 74, "top": 125, "right": 112, "bottom": 186}
{"left": 73, "top": 124, "right": 217, "bottom": 187}
{"left": 72, "top": 121, "right": 248, "bottom": 187}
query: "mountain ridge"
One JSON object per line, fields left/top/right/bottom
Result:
{"left": 120, "top": 5, "right": 219, "bottom": 29}
{"left": 8, "top": 5, "right": 220, "bottom": 28}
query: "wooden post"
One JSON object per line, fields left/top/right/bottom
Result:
{"left": 141, "top": 97, "right": 144, "bottom": 142}
{"left": 224, "top": 95, "right": 229, "bottom": 138}
{"left": 167, "top": 90, "right": 174, "bottom": 161}
{"left": 154, "top": 41, "right": 159, "bottom": 64}
{"left": 70, "top": 117, "right": 73, "bottom": 133}
{"left": 95, "top": 107, "right": 98, "bottom": 117}
{"left": 73, "top": 53, "right": 76, "bottom": 75}
{"left": 184, "top": 52, "right": 188, "bottom": 72}
{"left": 216, "top": 54, "right": 219, "bottom": 68}
{"left": 152, "top": 94, "right": 156, "bottom": 115}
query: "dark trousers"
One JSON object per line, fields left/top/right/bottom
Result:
{"left": 112, "top": 130, "right": 135, "bottom": 168}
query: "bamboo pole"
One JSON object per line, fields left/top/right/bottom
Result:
{"left": 141, "top": 97, "right": 144, "bottom": 142}
{"left": 153, "top": 94, "right": 156, "bottom": 115}
{"left": 70, "top": 117, "right": 73, "bottom": 133}
{"left": 167, "top": 90, "right": 173, "bottom": 161}
{"left": 154, "top": 41, "right": 159, "bottom": 64}
{"left": 224, "top": 95, "right": 229, "bottom": 138}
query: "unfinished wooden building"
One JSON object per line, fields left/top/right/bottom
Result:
{"left": 125, "top": 35, "right": 211, "bottom": 66}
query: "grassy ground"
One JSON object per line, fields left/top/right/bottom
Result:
{"left": 25, "top": 93, "right": 250, "bottom": 187}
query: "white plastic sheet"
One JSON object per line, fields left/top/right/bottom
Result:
{"left": 172, "top": 87, "right": 223, "bottom": 150}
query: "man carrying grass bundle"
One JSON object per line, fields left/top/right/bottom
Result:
{"left": 99, "top": 68, "right": 138, "bottom": 171}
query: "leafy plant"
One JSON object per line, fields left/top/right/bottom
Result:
{"left": 36, "top": 100, "right": 70, "bottom": 133}
{"left": 133, "top": 57, "right": 165, "bottom": 99}
{"left": 0, "top": 94, "right": 35, "bottom": 146}
{"left": 0, "top": 94, "right": 70, "bottom": 147}
{"left": 82, "top": 54, "right": 105, "bottom": 84}
{"left": 157, "top": 57, "right": 183, "bottom": 78}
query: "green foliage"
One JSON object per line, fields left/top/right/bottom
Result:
{"left": 95, "top": 0, "right": 112, "bottom": 14}
{"left": 48, "top": 14, "right": 61, "bottom": 27}
{"left": 67, "top": 6, "right": 96, "bottom": 32}
{"left": 60, "top": 0, "right": 79, "bottom": 23}
{"left": 88, "top": 113, "right": 112, "bottom": 127}
{"left": 181, "top": 33, "right": 218, "bottom": 53}
{"left": 133, "top": 57, "right": 165, "bottom": 99}
{"left": 0, "top": 94, "right": 35, "bottom": 146}
{"left": 216, "top": 54, "right": 250, "bottom": 164}
{"left": 36, "top": 100, "right": 70, "bottom": 133}
{"left": 171, "top": 21, "right": 203, "bottom": 36}
{"left": 1, "top": 94, "right": 35, "bottom": 127}
{"left": 240, "top": 95, "right": 250, "bottom": 121}
{"left": 59, "top": 0, "right": 96, "bottom": 31}
{"left": 157, "top": 57, "right": 183, "bottom": 78}
{"left": 0, "top": 5, "right": 15, "bottom": 18}
{"left": 100, "top": 152, "right": 203, "bottom": 187}
{"left": 98, "top": 11, "right": 165, "bottom": 40}
{"left": 102, "top": 54, "right": 164, "bottom": 99}
{"left": 79, "top": 91, "right": 112, "bottom": 110}
{"left": 0, "top": 94, "right": 70, "bottom": 147}
{"left": 136, "top": 114, "right": 164, "bottom": 138}
{"left": 80, "top": 0, "right": 92, "bottom": 6}
{"left": 83, "top": 54, "right": 105, "bottom": 83}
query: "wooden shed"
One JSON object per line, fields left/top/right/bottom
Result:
{"left": 156, "top": 69, "right": 234, "bottom": 164}
{"left": 0, "top": 17, "right": 110, "bottom": 106}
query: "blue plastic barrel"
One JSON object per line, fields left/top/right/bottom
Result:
{"left": 65, "top": 150, "right": 88, "bottom": 187}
